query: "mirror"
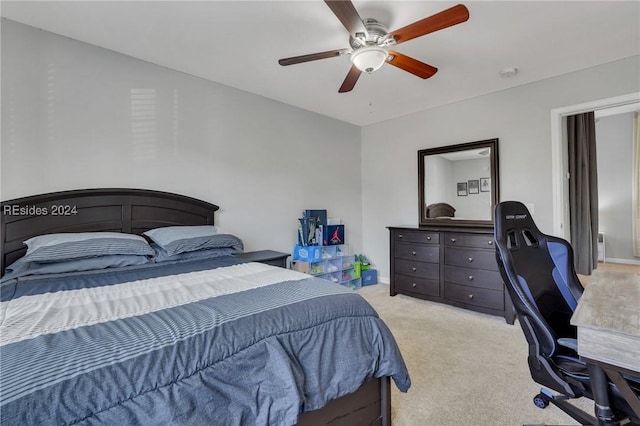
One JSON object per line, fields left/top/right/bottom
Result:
{"left": 418, "top": 138, "right": 499, "bottom": 227}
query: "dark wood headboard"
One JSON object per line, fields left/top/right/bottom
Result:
{"left": 1, "top": 188, "right": 219, "bottom": 275}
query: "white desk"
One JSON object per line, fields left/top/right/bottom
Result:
{"left": 570, "top": 270, "right": 640, "bottom": 418}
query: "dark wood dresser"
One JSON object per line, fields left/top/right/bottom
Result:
{"left": 388, "top": 226, "right": 515, "bottom": 324}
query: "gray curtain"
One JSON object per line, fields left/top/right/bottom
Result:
{"left": 567, "top": 112, "right": 598, "bottom": 275}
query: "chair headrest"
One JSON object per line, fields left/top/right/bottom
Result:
{"left": 494, "top": 201, "right": 541, "bottom": 245}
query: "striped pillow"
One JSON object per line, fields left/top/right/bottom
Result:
{"left": 3, "top": 254, "right": 152, "bottom": 282}
{"left": 23, "top": 232, "right": 154, "bottom": 263}
{"left": 144, "top": 226, "right": 243, "bottom": 256}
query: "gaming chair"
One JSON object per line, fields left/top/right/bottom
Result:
{"left": 494, "top": 201, "right": 640, "bottom": 425}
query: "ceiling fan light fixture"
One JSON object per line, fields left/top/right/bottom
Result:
{"left": 351, "top": 46, "right": 388, "bottom": 73}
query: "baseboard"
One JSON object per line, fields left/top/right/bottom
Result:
{"left": 379, "top": 276, "right": 390, "bottom": 285}
{"left": 602, "top": 258, "right": 640, "bottom": 265}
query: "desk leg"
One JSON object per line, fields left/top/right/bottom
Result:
{"left": 601, "top": 365, "right": 640, "bottom": 419}
{"left": 587, "top": 364, "right": 617, "bottom": 425}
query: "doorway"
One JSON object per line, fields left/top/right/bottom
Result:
{"left": 550, "top": 92, "right": 640, "bottom": 265}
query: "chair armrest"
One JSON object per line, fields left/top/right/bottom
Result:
{"left": 557, "top": 338, "right": 578, "bottom": 352}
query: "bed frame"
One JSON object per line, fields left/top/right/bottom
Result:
{"left": 0, "top": 188, "right": 392, "bottom": 426}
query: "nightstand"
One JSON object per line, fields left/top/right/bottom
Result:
{"left": 235, "top": 250, "right": 290, "bottom": 268}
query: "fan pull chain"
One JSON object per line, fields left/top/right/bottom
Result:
{"left": 368, "top": 75, "right": 374, "bottom": 115}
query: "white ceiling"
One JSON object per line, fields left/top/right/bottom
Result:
{"left": 2, "top": 1, "right": 639, "bottom": 126}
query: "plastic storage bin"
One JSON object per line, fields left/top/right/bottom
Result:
{"left": 293, "top": 245, "right": 322, "bottom": 262}
{"left": 341, "top": 255, "right": 355, "bottom": 270}
{"left": 349, "top": 278, "right": 362, "bottom": 290}
{"left": 292, "top": 245, "right": 358, "bottom": 289}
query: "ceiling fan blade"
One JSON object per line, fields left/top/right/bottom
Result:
{"left": 338, "top": 65, "right": 362, "bottom": 93}
{"left": 389, "top": 4, "right": 469, "bottom": 45}
{"left": 279, "top": 48, "right": 350, "bottom": 66}
{"left": 324, "top": 0, "right": 369, "bottom": 38}
{"left": 387, "top": 51, "right": 438, "bottom": 79}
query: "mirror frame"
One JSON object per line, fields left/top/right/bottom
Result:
{"left": 418, "top": 138, "right": 499, "bottom": 228}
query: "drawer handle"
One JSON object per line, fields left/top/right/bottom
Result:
{"left": 468, "top": 275, "right": 474, "bottom": 281}
{"left": 468, "top": 257, "right": 473, "bottom": 262}
{"left": 450, "top": 238, "right": 456, "bottom": 243}
{"left": 412, "top": 283, "right": 417, "bottom": 288}
{"left": 468, "top": 294, "right": 474, "bottom": 299}
{"left": 412, "top": 251, "right": 417, "bottom": 256}
{"left": 398, "top": 234, "right": 403, "bottom": 239}
{"left": 426, "top": 236, "right": 431, "bottom": 241}
{"left": 488, "top": 240, "right": 493, "bottom": 245}
{"left": 412, "top": 267, "right": 417, "bottom": 272}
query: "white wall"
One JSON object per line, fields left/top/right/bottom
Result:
{"left": 596, "top": 112, "right": 635, "bottom": 262}
{"left": 362, "top": 55, "right": 640, "bottom": 282}
{"left": 450, "top": 158, "right": 492, "bottom": 220}
{"left": 1, "top": 19, "right": 363, "bottom": 255}
{"left": 424, "top": 155, "right": 451, "bottom": 207}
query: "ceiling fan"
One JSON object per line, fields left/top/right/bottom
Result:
{"left": 278, "top": 1, "right": 469, "bottom": 93}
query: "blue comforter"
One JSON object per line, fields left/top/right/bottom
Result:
{"left": 0, "top": 256, "right": 410, "bottom": 425}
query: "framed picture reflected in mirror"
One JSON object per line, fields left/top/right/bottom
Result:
{"left": 468, "top": 179, "right": 479, "bottom": 194}
{"left": 480, "top": 177, "right": 491, "bottom": 192}
{"left": 457, "top": 182, "right": 468, "bottom": 196}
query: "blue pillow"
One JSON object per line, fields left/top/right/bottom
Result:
{"left": 143, "top": 226, "right": 243, "bottom": 256}
{"left": 2, "top": 254, "right": 152, "bottom": 282}
{"left": 22, "top": 232, "right": 154, "bottom": 263}
{"left": 151, "top": 243, "right": 237, "bottom": 263}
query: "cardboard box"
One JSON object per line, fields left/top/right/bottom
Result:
{"left": 326, "top": 225, "right": 345, "bottom": 245}
{"left": 361, "top": 269, "right": 378, "bottom": 286}
{"left": 302, "top": 209, "right": 327, "bottom": 245}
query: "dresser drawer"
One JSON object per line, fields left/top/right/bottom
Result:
{"left": 395, "top": 274, "right": 440, "bottom": 297}
{"left": 395, "top": 258, "right": 439, "bottom": 280}
{"left": 394, "top": 230, "right": 439, "bottom": 244}
{"left": 444, "top": 233, "right": 495, "bottom": 249}
{"left": 444, "top": 247, "right": 498, "bottom": 271}
{"left": 444, "top": 266, "right": 503, "bottom": 291}
{"left": 395, "top": 242, "right": 439, "bottom": 262}
{"left": 444, "top": 282, "right": 504, "bottom": 311}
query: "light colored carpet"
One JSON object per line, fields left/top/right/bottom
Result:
{"left": 357, "top": 283, "right": 592, "bottom": 426}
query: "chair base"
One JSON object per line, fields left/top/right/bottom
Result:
{"left": 534, "top": 388, "right": 599, "bottom": 425}
{"left": 531, "top": 388, "right": 640, "bottom": 426}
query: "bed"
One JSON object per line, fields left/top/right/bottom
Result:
{"left": 0, "top": 188, "right": 410, "bottom": 425}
